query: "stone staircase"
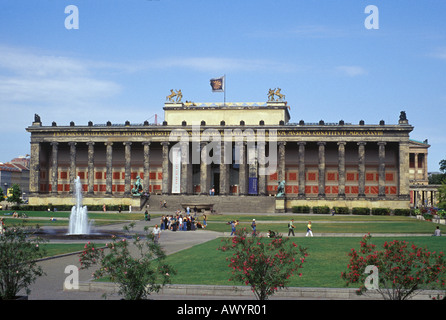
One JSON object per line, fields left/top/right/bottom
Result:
{"left": 148, "top": 194, "right": 276, "bottom": 214}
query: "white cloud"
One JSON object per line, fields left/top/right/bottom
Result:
{"left": 0, "top": 45, "right": 121, "bottom": 107}
{"left": 335, "top": 65, "right": 368, "bottom": 77}
{"left": 429, "top": 47, "right": 446, "bottom": 60}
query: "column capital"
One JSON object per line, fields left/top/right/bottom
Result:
{"left": 317, "top": 141, "right": 326, "bottom": 146}
{"left": 142, "top": 141, "right": 151, "bottom": 146}
{"left": 377, "top": 141, "right": 387, "bottom": 146}
{"left": 337, "top": 141, "right": 347, "bottom": 146}
{"left": 123, "top": 142, "right": 132, "bottom": 146}
{"left": 105, "top": 142, "right": 113, "bottom": 146}
{"left": 86, "top": 142, "right": 95, "bottom": 146}
{"left": 68, "top": 142, "right": 77, "bottom": 147}
{"left": 50, "top": 141, "right": 59, "bottom": 146}
{"left": 357, "top": 141, "right": 367, "bottom": 146}
{"left": 297, "top": 142, "right": 306, "bottom": 146}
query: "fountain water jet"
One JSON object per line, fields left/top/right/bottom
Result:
{"left": 68, "top": 176, "right": 91, "bottom": 235}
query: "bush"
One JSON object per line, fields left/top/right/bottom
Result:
{"left": 0, "top": 224, "right": 48, "bottom": 299}
{"left": 291, "top": 206, "right": 310, "bottom": 213}
{"left": 79, "top": 223, "right": 176, "bottom": 300}
{"left": 371, "top": 208, "right": 391, "bottom": 216}
{"left": 312, "top": 206, "right": 330, "bottom": 214}
{"left": 352, "top": 207, "right": 370, "bottom": 215}
{"left": 393, "top": 209, "right": 411, "bottom": 216}
{"left": 333, "top": 207, "right": 350, "bottom": 214}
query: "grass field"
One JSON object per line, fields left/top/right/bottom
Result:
{"left": 164, "top": 236, "right": 446, "bottom": 288}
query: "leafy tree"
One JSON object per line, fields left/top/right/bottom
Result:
{"left": 79, "top": 223, "right": 176, "bottom": 300}
{"left": 218, "top": 228, "right": 308, "bottom": 300}
{"left": 6, "top": 184, "right": 22, "bottom": 204}
{"left": 341, "top": 234, "right": 446, "bottom": 300}
{"left": 0, "top": 224, "right": 47, "bottom": 299}
{"left": 437, "top": 179, "right": 446, "bottom": 210}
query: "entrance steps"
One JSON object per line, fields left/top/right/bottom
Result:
{"left": 148, "top": 194, "right": 276, "bottom": 214}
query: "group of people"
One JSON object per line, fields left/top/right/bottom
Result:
{"left": 159, "top": 211, "right": 207, "bottom": 232}
{"left": 151, "top": 211, "right": 208, "bottom": 243}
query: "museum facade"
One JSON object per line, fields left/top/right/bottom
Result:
{"left": 26, "top": 97, "right": 434, "bottom": 213}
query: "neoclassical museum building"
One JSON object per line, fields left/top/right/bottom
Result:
{"left": 26, "top": 93, "right": 436, "bottom": 213}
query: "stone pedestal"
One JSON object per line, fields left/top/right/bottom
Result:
{"left": 275, "top": 197, "right": 285, "bottom": 213}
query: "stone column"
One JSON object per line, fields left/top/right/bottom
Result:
{"left": 200, "top": 141, "right": 209, "bottom": 195}
{"left": 220, "top": 141, "right": 229, "bottom": 195}
{"left": 87, "top": 142, "right": 95, "bottom": 194}
{"left": 68, "top": 142, "right": 77, "bottom": 193}
{"left": 318, "top": 142, "right": 326, "bottom": 197}
{"left": 142, "top": 142, "right": 151, "bottom": 194}
{"left": 29, "top": 141, "right": 41, "bottom": 195}
{"left": 337, "top": 142, "right": 346, "bottom": 197}
{"left": 298, "top": 142, "right": 306, "bottom": 197}
{"left": 278, "top": 141, "right": 286, "bottom": 182}
{"left": 378, "top": 142, "right": 386, "bottom": 197}
{"left": 124, "top": 142, "right": 132, "bottom": 195}
{"left": 105, "top": 142, "right": 113, "bottom": 195}
{"left": 50, "top": 142, "right": 59, "bottom": 194}
{"left": 398, "top": 141, "right": 410, "bottom": 199}
{"left": 180, "top": 141, "right": 189, "bottom": 194}
{"left": 238, "top": 141, "right": 247, "bottom": 195}
{"left": 258, "top": 142, "right": 267, "bottom": 196}
{"left": 414, "top": 152, "right": 419, "bottom": 181}
{"left": 358, "top": 142, "right": 366, "bottom": 197}
{"left": 161, "top": 142, "right": 170, "bottom": 195}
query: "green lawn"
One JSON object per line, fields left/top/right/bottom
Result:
{"left": 164, "top": 236, "right": 446, "bottom": 288}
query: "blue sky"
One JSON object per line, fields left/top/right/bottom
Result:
{"left": 0, "top": 0, "right": 445, "bottom": 171}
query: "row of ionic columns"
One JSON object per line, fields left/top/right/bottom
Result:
{"left": 30, "top": 139, "right": 409, "bottom": 199}
{"left": 30, "top": 141, "right": 153, "bottom": 195}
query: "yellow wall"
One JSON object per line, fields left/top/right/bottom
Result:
{"left": 165, "top": 108, "right": 287, "bottom": 126}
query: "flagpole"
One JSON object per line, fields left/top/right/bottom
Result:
{"left": 223, "top": 74, "right": 226, "bottom": 107}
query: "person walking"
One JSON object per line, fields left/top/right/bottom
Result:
{"left": 251, "top": 219, "right": 257, "bottom": 237}
{"left": 306, "top": 221, "right": 313, "bottom": 237}
{"left": 152, "top": 224, "right": 161, "bottom": 243}
{"left": 230, "top": 220, "right": 239, "bottom": 236}
{"left": 288, "top": 219, "right": 295, "bottom": 236}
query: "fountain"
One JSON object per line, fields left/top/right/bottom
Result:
{"left": 68, "top": 176, "right": 91, "bottom": 235}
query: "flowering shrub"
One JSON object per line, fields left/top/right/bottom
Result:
{"left": 79, "top": 223, "right": 175, "bottom": 300}
{"left": 341, "top": 233, "right": 446, "bottom": 300}
{"left": 218, "top": 228, "right": 308, "bottom": 300}
{"left": 0, "top": 224, "right": 47, "bottom": 299}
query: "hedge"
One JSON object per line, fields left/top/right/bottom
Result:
{"left": 291, "top": 205, "right": 310, "bottom": 213}
{"left": 352, "top": 207, "right": 370, "bottom": 215}
{"left": 312, "top": 206, "right": 330, "bottom": 214}
{"left": 371, "top": 208, "right": 391, "bottom": 216}
{"left": 393, "top": 209, "right": 411, "bottom": 216}
{"left": 333, "top": 206, "right": 350, "bottom": 214}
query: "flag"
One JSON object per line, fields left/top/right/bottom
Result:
{"left": 210, "top": 76, "right": 225, "bottom": 92}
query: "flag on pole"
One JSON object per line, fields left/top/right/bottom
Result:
{"left": 210, "top": 76, "right": 225, "bottom": 92}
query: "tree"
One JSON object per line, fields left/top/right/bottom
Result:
{"left": 341, "top": 234, "right": 446, "bottom": 300}
{"left": 437, "top": 179, "right": 446, "bottom": 210}
{"left": 6, "top": 184, "right": 22, "bottom": 205}
{"left": 218, "top": 228, "right": 308, "bottom": 300}
{"left": 0, "top": 224, "right": 47, "bottom": 299}
{"left": 79, "top": 223, "right": 176, "bottom": 300}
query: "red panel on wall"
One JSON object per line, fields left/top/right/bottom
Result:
{"left": 308, "top": 172, "right": 316, "bottom": 181}
{"left": 288, "top": 172, "right": 297, "bottom": 181}
{"left": 270, "top": 172, "right": 278, "bottom": 181}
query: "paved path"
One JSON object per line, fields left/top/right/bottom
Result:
{"left": 26, "top": 219, "right": 225, "bottom": 300}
